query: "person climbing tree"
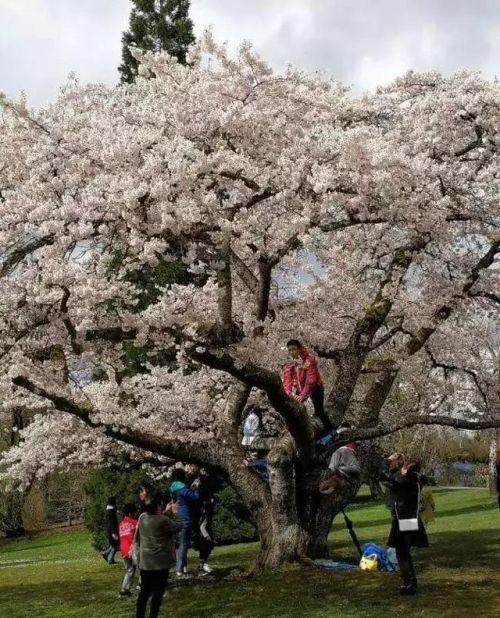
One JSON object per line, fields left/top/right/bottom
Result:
{"left": 241, "top": 405, "right": 263, "bottom": 447}
{"left": 319, "top": 437, "right": 361, "bottom": 495}
{"left": 282, "top": 339, "right": 333, "bottom": 434}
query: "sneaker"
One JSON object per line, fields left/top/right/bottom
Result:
{"left": 101, "top": 551, "right": 108, "bottom": 563}
{"left": 176, "top": 572, "right": 192, "bottom": 580}
{"left": 200, "top": 563, "right": 213, "bottom": 574}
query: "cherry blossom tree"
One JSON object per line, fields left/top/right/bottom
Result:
{"left": 1, "top": 34, "right": 499, "bottom": 568}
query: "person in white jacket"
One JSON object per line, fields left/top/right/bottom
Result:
{"left": 241, "top": 407, "right": 263, "bottom": 447}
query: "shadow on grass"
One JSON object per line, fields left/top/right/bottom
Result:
{"left": 430, "top": 502, "right": 496, "bottom": 519}
{"left": 0, "top": 534, "right": 78, "bottom": 554}
{"left": 1, "top": 532, "right": 499, "bottom": 618}
{"left": 421, "top": 528, "right": 500, "bottom": 570}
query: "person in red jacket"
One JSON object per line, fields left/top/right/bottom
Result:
{"left": 118, "top": 503, "right": 139, "bottom": 597}
{"left": 282, "top": 339, "right": 333, "bottom": 434}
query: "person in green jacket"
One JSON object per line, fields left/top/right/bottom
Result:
{"left": 134, "top": 496, "right": 181, "bottom": 618}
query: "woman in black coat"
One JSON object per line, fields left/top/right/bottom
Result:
{"left": 381, "top": 456, "right": 428, "bottom": 595}
{"left": 102, "top": 496, "right": 119, "bottom": 564}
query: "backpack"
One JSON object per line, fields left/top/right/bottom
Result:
{"left": 360, "top": 542, "right": 398, "bottom": 572}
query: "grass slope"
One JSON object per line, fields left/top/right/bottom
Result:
{"left": 0, "top": 488, "right": 498, "bottom": 617}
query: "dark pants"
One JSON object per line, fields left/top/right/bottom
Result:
{"left": 395, "top": 538, "right": 417, "bottom": 589}
{"left": 310, "top": 385, "right": 333, "bottom": 433}
{"left": 176, "top": 522, "right": 192, "bottom": 572}
{"left": 248, "top": 459, "right": 269, "bottom": 482}
{"left": 198, "top": 533, "right": 215, "bottom": 563}
{"left": 136, "top": 569, "right": 169, "bottom": 618}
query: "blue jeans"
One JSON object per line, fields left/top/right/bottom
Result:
{"left": 176, "top": 522, "right": 192, "bottom": 573}
{"left": 103, "top": 543, "right": 118, "bottom": 564}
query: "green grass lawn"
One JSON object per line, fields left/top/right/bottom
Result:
{"left": 1, "top": 488, "right": 499, "bottom": 617}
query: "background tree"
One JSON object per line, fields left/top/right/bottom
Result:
{"left": 119, "top": 0, "right": 195, "bottom": 83}
{"left": 0, "top": 35, "right": 499, "bottom": 569}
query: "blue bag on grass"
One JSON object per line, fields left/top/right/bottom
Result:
{"left": 361, "top": 543, "right": 397, "bottom": 572}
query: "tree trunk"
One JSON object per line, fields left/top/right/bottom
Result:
{"left": 254, "top": 514, "right": 310, "bottom": 570}
{"left": 251, "top": 486, "right": 359, "bottom": 569}
{"left": 236, "top": 454, "right": 360, "bottom": 570}
{"left": 2, "top": 490, "right": 27, "bottom": 537}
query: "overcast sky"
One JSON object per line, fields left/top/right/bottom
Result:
{"left": 1, "top": 0, "right": 499, "bottom": 107}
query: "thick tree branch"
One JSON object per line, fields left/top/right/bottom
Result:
{"left": 253, "top": 258, "right": 273, "bottom": 335}
{"left": 188, "top": 347, "right": 315, "bottom": 461}
{"left": 353, "top": 240, "right": 499, "bottom": 428}
{"left": 11, "top": 375, "right": 213, "bottom": 467}
{"left": 0, "top": 235, "right": 54, "bottom": 278}
{"left": 454, "top": 121, "right": 485, "bottom": 157}
{"left": 469, "top": 291, "right": 500, "bottom": 305}
{"left": 369, "top": 319, "right": 403, "bottom": 351}
{"left": 351, "top": 413, "right": 500, "bottom": 442}
{"left": 403, "top": 240, "right": 499, "bottom": 358}
{"left": 59, "top": 286, "right": 82, "bottom": 356}
{"left": 325, "top": 236, "right": 429, "bottom": 425}
{"left": 424, "top": 345, "right": 489, "bottom": 410}
{"left": 230, "top": 249, "right": 259, "bottom": 292}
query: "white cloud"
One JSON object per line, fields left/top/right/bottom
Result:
{"left": 0, "top": 0, "right": 499, "bottom": 107}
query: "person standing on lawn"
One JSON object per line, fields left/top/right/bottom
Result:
{"left": 381, "top": 455, "right": 429, "bottom": 596}
{"left": 134, "top": 496, "right": 181, "bottom": 618}
{"left": 192, "top": 469, "right": 217, "bottom": 576}
{"left": 102, "top": 496, "right": 119, "bottom": 564}
{"left": 282, "top": 339, "right": 333, "bottom": 434}
{"left": 138, "top": 482, "right": 155, "bottom": 515}
{"left": 118, "top": 503, "right": 139, "bottom": 597}
{"left": 168, "top": 468, "right": 202, "bottom": 579}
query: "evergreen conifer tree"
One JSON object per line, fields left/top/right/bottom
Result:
{"left": 119, "top": 0, "right": 195, "bottom": 83}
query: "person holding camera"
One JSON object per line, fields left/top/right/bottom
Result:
{"left": 380, "top": 454, "right": 429, "bottom": 596}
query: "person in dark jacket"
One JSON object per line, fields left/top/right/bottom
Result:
{"left": 102, "top": 496, "right": 119, "bottom": 564}
{"left": 134, "top": 496, "right": 181, "bottom": 618}
{"left": 191, "top": 469, "right": 217, "bottom": 575}
{"left": 381, "top": 455, "right": 429, "bottom": 595}
{"left": 168, "top": 468, "right": 202, "bottom": 578}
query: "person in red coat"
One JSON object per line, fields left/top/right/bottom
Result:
{"left": 118, "top": 503, "right": 139, "bottom": 597}
{"left": 282, "top": 339, "right": 333, "bottom": 434}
